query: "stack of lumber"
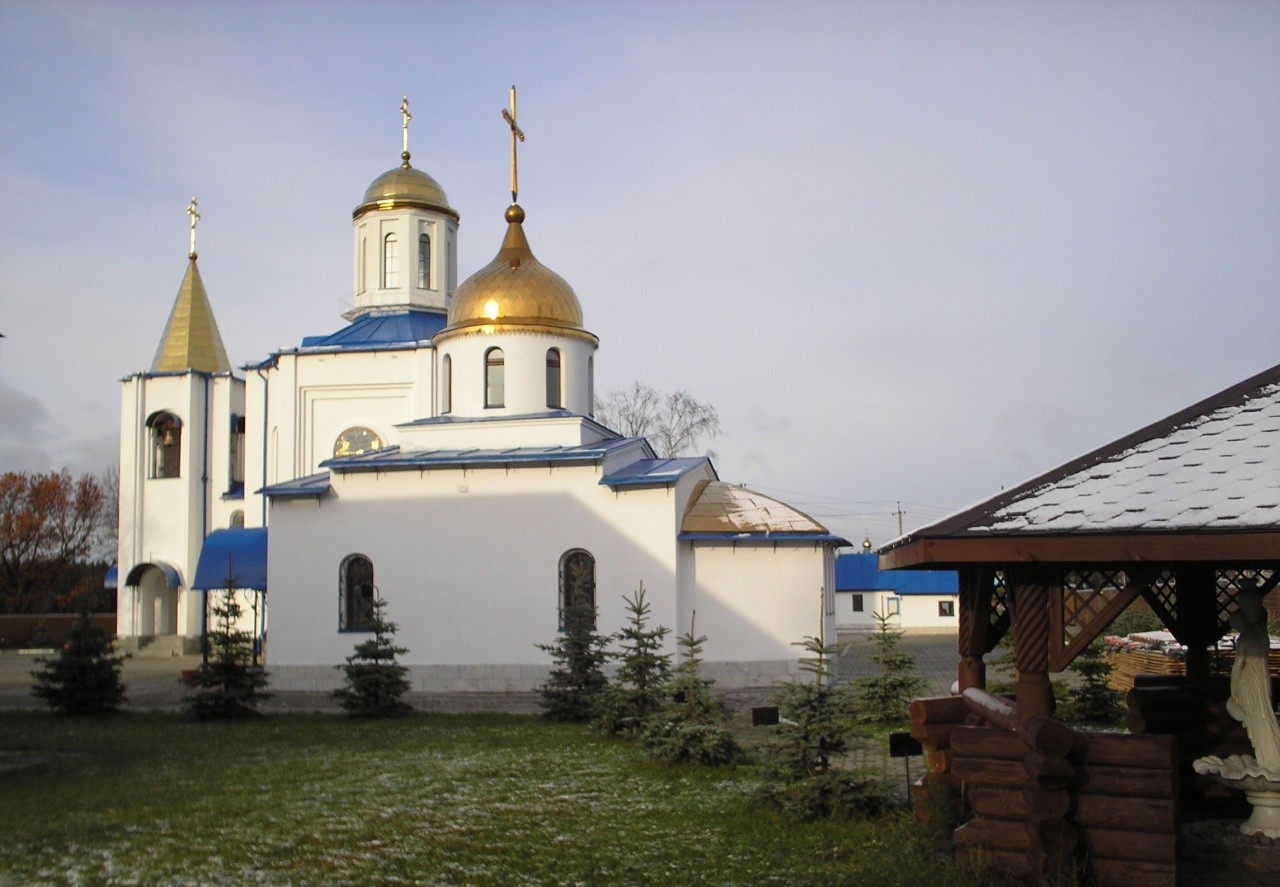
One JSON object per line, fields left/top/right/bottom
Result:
{"left": 1106, "top": 649, "right": 1184, "bottom": 692}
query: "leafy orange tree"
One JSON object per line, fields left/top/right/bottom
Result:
{"left": 0, "top": 470, "right": 110, "bottom": 613}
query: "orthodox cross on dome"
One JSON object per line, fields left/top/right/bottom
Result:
{"left": 501, "top": 85, "right": 525, "bottom": 204}
{"left": 186, "top": 197, "right": 200, "bottom": 259}
{"left": 400, "top": 95, "right": 412, "bottom": 167}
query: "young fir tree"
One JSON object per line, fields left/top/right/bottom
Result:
{"left": 640, "top": 613, "right": 743, "bottom": 766}
{"left": 600, "top": 583, "right": 672, "bottom": 736}
{"left": 185, "top": 586, "right": 269, "bottom": 719}
{"left": 850, "top": 610, "right": 927, "bottom": 725}
{"left": 1063, "top": 640, "right": 1124, "bottom": 725}
{"left": 537, "top": 565, "right": 611, "bottom": 722}
{"left": 333, "top": 595, "right": 412, "bottom": 717}
{"left": 31, "top": 609, "right": 126, "bottom": 714}
{"left": 762, "top": 635, "right": 897, "bottom": 819}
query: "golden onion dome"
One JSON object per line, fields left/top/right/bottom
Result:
{"left": 444, "top": 204, "right": 585, "bottom": 333}
{"left": 354, "top": 160, "right": 457, "bottom": 220}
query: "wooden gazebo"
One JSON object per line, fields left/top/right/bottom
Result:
{"left": 881, "top": 363, "right": 1280, "bottom": 885}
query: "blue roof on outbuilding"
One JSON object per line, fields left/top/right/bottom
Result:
{"left": 836, "top": 552, "right": 958, "bottom": 595}
{"left": 299, "top": 310, "right": 446, "bottom": 350}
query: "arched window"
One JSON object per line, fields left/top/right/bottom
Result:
{"left": 147, "top": 412, "right": 182, "bottom": 479}
{"left": 230, "top": 510, "right": 245, "bottom": 528}
{"left": 418, "top": 232, "right": 431, "bottom": 289}
{"left": 340, "top": 554, "right": 375, "bottom": 631}
{"left": 587, "top": 356, "right": 595, "bottom": 416}
{"left": 229, "top": 414, "right": 245, "bottom": 485}
{"left": 441, "top": 354, "right": 452, "bottom": 414}
{"left": 558, "top": 549, "right": 596, "bottom": 631}
{"left": 485, "top": 347, "right": 505, "bottom": 408}
{"left": 382, "top": 233, "right": 398, "bottom": 289}
{"left": 546, "top": 348, "right": 562, "bottom": 409}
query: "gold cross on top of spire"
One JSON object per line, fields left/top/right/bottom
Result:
{"left": 400, "top": 95, "right": 412, "bottom": 167}
{"left": 186, "top": 197, "right": 200, "bottom": 259}
{"left": 501, "top": 85, "right": 525, "bottom": 204}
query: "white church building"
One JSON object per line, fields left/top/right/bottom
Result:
{"left": 114, "top": 96, "right": 846, "bottom": 691}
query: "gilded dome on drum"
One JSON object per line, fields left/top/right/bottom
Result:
{"left": 445, "top": 204, "right": 584, "bottom": 331}
{"left": 355, "top": 165, "right": 456, "bottom": 219}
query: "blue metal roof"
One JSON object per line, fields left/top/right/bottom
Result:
{"left": 299, "top": 310, "right": 446, "bottom": 350}
{"left": 601, "top": 457, "right": 711, "bottom": 488}
{"left": 193, "top": 527, "right": 268, "bottom": 591}
{"left": 123, "top": 561, "right": 183, "bottom": 589}
{"left": 836, "top": 552, "right": 958, "bottom": 595}
{"left": 104, "top": 564, "right": 118, "bottom": 590}
{"left": 260, "top": 472, "right": 332, "bottom": 498}
{"left": 321, "top": 437, "right": 643, "bottom": 472}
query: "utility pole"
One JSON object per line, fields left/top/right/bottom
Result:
{"left": 895, "top": 501, "right": 905, "bottom": 536}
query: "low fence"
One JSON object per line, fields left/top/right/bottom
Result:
{"left": 0, "top": 614, "right": 117, "bottom": 648}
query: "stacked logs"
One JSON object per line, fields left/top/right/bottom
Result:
{"left": 910, "top": 690, "right": 1076, "bottom": 881}
{"left": 1068, "top": 732, "right": 1179, "bottom": 887}
{"left": 910, "top": 690, "right": 1180, "bottom": 886}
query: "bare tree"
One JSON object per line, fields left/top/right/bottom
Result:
{"left": 595, "top": 382, "right": 721, "bottom": 458}
{"left": 0, "top": 470, "right": 108, "bottom": 612}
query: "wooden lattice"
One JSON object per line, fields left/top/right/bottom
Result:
{"left": 987, "top": 569, "right": 1011, "bottom": 654}
{"left": 1049, "top": 568, "right": 1140, "bottom": 671}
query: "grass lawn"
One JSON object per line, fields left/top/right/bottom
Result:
{"left": 0, "top": 711, "right": 1007, "bottom": 887}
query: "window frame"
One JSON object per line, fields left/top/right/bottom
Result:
{"left": 545, "top": 348, "right": 562, "bottom": 409}
{"left": 885, "top": 596, "right": 902, "bottom": 618}
{"left": 441, "top": 353, "right": 452, "bottom": 414}
{"left": 382, "top": 232, "right": 398, "bottom": 289}
{"left": 147, "top": 411, "right": 182, "bottom": 479}
{"left": 558, "top": 549, "right": 596, "bottom": 632}
{"left": 851, "top": 593, "right": 864, "bottom": 613}
{"left": 485, "top": 347, "right": 505, "bottom": 408}
{"left": 339, "top": 554, "right": 376, "bottom": 632}
{"left": 418, "top": 232, "right": 431, "bottom": 289}
{"left": 938, "top": 599, "right": 956, "bottom": 618}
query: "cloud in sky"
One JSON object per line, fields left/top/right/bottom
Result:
{"left": 0, "top": 0, "right": 1276, "bottom": 546}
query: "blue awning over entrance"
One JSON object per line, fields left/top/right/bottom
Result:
{"left": 124, "top": 561, "right": 183, "bottom": 589}
{"left": 193, "top": 528, "right": 268, "bottom": 591}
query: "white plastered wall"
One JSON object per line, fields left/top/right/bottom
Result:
{"left": 677, "top": 540, "right": 836, "bottom": 686}
{"left": 266, "top": 461, "right": 689, "bottom": 691}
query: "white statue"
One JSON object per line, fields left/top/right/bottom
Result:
{"left": 1194, "top": 588, "right": 1280, "bottom": 838}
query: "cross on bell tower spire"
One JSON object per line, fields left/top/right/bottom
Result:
{"left": 186, "top": 197, "right": 200, "bottom": 259}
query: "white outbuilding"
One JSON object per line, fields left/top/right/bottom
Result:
{"left": 115, "top": 97, "right": 845, "bottom": 690}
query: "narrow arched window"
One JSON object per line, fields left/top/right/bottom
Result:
{"left": 230, "top": 510, "right": 245, "bottom": 528}
{"left": 340, "top": 554, "right": 375, "bottom": 631}
{"left": 147, "top": 411, "right": 182, "bottom": 479}
{"left": 485, "top": 347, "right": 505, "bottom": 408}
{"left": 546, "top": 348, "right": 562, "bottom": 409}
{"left": 441, "top": 354, "right": 452, "bottom": 414}
{"left": 418, "top": 233, "right": 431, "bottom": 289}
{"left": 587, "top": 356, "right": 595, "bottom": 416}
{"left": 382, "top": 233, "right": 398, "bottom": 288}
{"left": 558, "top": 549, "right": 596, "bottom": 631}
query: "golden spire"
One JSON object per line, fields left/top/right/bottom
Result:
{"left": 399, "top": 95, "right": 412, "bottom": 168}
{"left": 501, "top": 85, "right": 525, "bottom": 204}
{"left": 152, "top": 201, "right": 230, "bottom": 373}
{"left": 186, "top": 197, "right": 200, "bottom": 259}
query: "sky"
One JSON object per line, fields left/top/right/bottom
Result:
{"left": 1, "top": 0, "right": 1277, "bottom": 548}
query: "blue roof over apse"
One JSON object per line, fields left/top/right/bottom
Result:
{"left": 836, "top": 552, "right": 958, "bottom": 595}
{"left": 194, "top": 527, "right": 268, "bottom": 591}
{"left": 260, "top": 472, "right": 332, "bottom": 498}
{"left": 299, "top": 310, "right": 447, "bottom": 350}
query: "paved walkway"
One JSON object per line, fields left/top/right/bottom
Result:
{"left": 0, "top": 633, "right": 962, "bottom": 716}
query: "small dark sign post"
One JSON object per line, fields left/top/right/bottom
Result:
{"left": 889, "top": 731, "right": 924, "bottom": 802}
